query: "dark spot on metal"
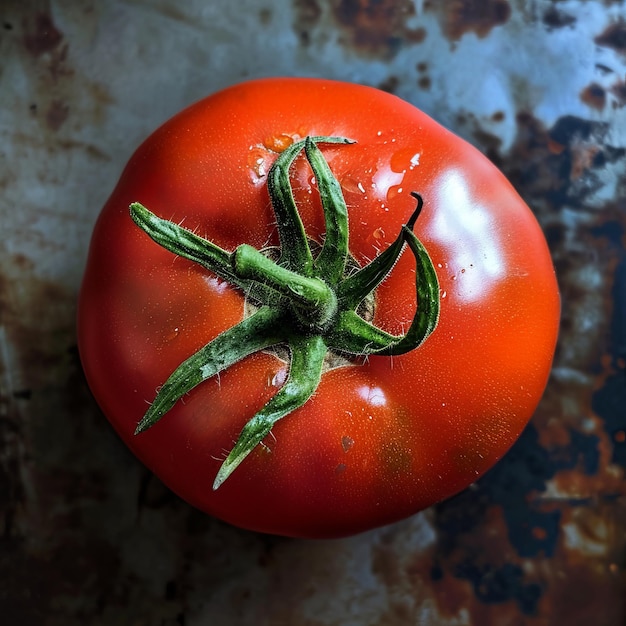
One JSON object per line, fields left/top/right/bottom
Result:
{"left": 595, "top": 19, "right": 626, "bottom": 54}
{"left": 22, "top": 12, "right": 63, "bottom": 57}
{"left": 436, "top": 0, "right": 512, "bottom": 41}
{"left": 429, "top": 423, "right": 572, "bottom": 614}
{"left": 593, "top": 372, "right": 626, "bottom": 468}
{"left": 610, "top": 79, "right": 626, "bottom": 106}
{"left": 258, "top": 7, "right": 273, "bottom": 24}
{"left": 377, "top": 75, "right": 399, "bottom": 93}
{"left": 596, "top": 62, "right": 615, "bottom": 75}
{"left": 548, "top": 429, "right": 601, "bottom": 475}
{"left": 165, "top": 580, "right": 178, "bottom": 600}
{"left": 406, "top": 26, "right": 426, "bottom": 44}
{"left": 3, "top": 21, "right": 13, "bottom": 30}
{"left": 491, "top": 111, "right": 505, "bottom": 122}
{"left": 418, "top": 75, "right": 431, "bottom": 90}
{"left": 500, "top": 113, "right": 626, "bottom": 210}
{"left": 580, "top": 83, "right": 607, "bottom": 110}
{"left": 591, "top": 219, "right": 625, "bottom": 251}
{"left": 544, "top": 222, "right": 566, "bottom": 248}
{"left": 45, "top": 100, "right": 69, "bottom": 131}
{"left": 591, "top": 144, "right": 626, "bottom": 167}
{"left": 542, "top": 6, "right": 576, "bottom": 30}
{"left": 453, "top": 560, "right": 543, "bottom": 614}
{"left": 416, "top": 61, "right": 428, "bottom": 72}
{"left": 473, "top": 128, "right": 502, "bottom": 162}
{"left": 548, "top": 115, "right": 599, "bottom": 145}
{"left": 592, "top": 241, "right": 626, "bottom": 467}
{"left": 12, "top": 389, "right": 32, "bottom": 400}
{"left": 293, "top": 0, "right": 322, "bottom": 45}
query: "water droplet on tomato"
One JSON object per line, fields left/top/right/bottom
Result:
{"left": 386, "top": 185, "right": 403, "bottom": 202}
{"left": 263, "top": 134, "right": 294, "bottom": 153}
{"left": 372, "top": 227, "right": 386, "bottom": 241}
{"left": 271, "top": 368, "right": 287, "bottom": 388}
{"left": 390, "top": 147, "right": 422, "bottom": 173}
{"left": 341, "top": 175, "right": 366, "bottom": 195}
{"left": 164, "top": 327, "right": 180, "bottom": 342}
{"left": 247, "top": 147, "right": 270, "bottom": 183}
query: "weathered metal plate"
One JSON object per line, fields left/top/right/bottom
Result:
{"left": 1, "top": 0, "right": 624, "bottom": 623}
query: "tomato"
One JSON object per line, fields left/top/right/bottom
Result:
{"left": 78, "top": 78, "right": 559, "bottom": 538}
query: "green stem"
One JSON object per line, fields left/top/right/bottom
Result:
{"left": 233, "top": 244, "right": 338, "bottom": 328}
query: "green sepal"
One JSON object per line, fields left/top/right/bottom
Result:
{"left": 329, "top": 194, "right": 439, "bottom": 356}
{"left": 336, "top": 193, "right": 423, "bottom": 310}
{"left": 134, "top": 307, "right": 285, "bottom": 433}
{"left": 130, "top": 202, "right": 271, "bottom": 305}
{"left": 268, "top": 136, "right": 354, "bottom": 275}
{"left": 213, "top": 334, "right": 327, "bottom": 489}
{"left": 305, "top": 137, "right": 350, "bottom": 284}
{"left": 381, "top": 224, "right": 440, "bottom": 355}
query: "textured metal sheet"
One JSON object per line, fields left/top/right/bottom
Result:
{"left": 1, "top": 0, "right": 624, "bottom": 624}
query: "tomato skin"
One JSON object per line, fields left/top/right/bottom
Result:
{"left": 78, "top": 78, "right": 560, "bottom": 538}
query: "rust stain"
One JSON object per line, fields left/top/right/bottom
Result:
{"left": 22, "top": 12, "right": 63, "bottom": 57}
{"left": 295, "top": 0, "right": 512, "bottom": 57}
{"left": 434, "top": 0, "right": 512, "bottom": 41}
{"left": 45, "top": 100, "right": 70, "bottom": 131}
{"left": 331, "top": 0, "right": 414, "bottom": 42}
{"left": 504, "top": 112, "right": 625, "bottom": 210}
{"left": 542, "top": 5, "right": 577, "bottom": 30}
{"left": 292, "top": 0, "right": 323, "bottom": 45}
{"left": 610, "top": 79, "right": 626, "bottom": 107}
{"left": 294, "top": 0, "right": 426, "bottom": 57}
{"left": 12, "top": 10, "right": 115, "bottom": 141}
{"left": 419, "top": 423, "right": 626, "bottom": 623}
{"left": 595, "top": 19, "right": 626, "bottom": 55}
{"left": 580, "top": 83, "right": 607, "bottom": 111}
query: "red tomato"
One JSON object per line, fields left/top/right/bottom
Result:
{"left": 78, "top": 78, "right": 559, "bottom": 538}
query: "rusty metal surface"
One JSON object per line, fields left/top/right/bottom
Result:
{"left": 1, "top": 0, "right": 625, "bottom": 624}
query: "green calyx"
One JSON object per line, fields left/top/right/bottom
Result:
{"left": 130, "top": 135, "right": 440, "bottom": 489}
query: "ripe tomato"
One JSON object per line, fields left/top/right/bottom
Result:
{"left": 78, "top": 78, "right": 559, "bottom": 538}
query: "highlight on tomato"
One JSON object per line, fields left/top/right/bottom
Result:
{"left": 78, "top": 78, "right": 560, "bottom": 538}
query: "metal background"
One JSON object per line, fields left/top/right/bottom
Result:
{"left": 1, "top": 0, "right": 625, "bottom": 624}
